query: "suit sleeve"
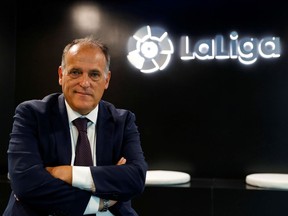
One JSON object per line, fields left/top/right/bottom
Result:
{"left": 90, "top": 110, "right": 148, "bottom": 201}
{"left": 7, "top": 102, "right": 91, "bottom": 215}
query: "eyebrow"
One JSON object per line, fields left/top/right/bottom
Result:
{"left": 68, "top": 68, "right": 101, "bottom": 73}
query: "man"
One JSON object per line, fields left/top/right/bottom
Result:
{"left": 4, "top": 36, "right": 148, "bottom": 215}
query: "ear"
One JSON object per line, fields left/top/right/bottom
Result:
{"left": 104, "top": 71, "right": 111, "bottom": 89}
{"left": 58, "top": 66, "right": 63, "bottom": 86}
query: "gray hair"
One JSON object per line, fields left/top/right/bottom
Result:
{"left": 61, "top": 35, "right": 111, "bottom": 75}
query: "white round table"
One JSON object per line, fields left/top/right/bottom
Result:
{"left": 145, "top": 170, "right": 191, "bottom": 185}
{"left": 246, "top": 173, "right": 288, "bottom": 189}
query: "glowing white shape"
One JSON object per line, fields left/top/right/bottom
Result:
{"left": 70, "top": 3, "right": 101, "bottom": 33}
{"left": 127, "top": 25, "right": 174, "bottom": 73}
{"left": 141, "top": 41, "right": 159, "bottom": 58}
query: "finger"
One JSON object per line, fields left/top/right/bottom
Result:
{"left": 120, "top": 158, "right": 126, "bottom": 164}
{"left": 45, "top": 167, "right": 53, "bottom": 172}
{"left": 117, "top": 157, "right": 126, "bottom": 165}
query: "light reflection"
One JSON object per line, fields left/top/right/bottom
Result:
{"left": 70, "top": 2, "right": 101, "bottom": 34}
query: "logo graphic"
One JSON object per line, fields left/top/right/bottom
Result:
{"left": 127, "top": 25, "right": 174, "bottom": 73}
{"left": 127, "top": 25, "right": 281, "bottom": 72}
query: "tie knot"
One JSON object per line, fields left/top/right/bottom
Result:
{"left": 73, "top": 117, "right": 88, "bottom": 132}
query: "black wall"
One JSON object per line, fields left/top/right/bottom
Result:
{"left": 0, "top": 0, "right": 15, "bottom": 175}
{"left": 2, "top": 0, "right": 288, "bottom": 180}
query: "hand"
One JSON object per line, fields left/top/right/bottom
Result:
{"left": 117, "top": 157, "right": 126, "bottom": 165}
{"left": 46, "top": 165, "right": 72, "bottom": 185}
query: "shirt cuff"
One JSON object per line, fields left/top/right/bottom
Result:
{"left": 72, "top": 166, "right": 95, "bottom": 191}
{"left": 84, "top": 196, "right": 100, "bottom": 214}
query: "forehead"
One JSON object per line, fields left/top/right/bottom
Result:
{"left": 66, "top": 44, "right": 106, "bottom": 67}
{"left": 68, "top": 43, "right": 102, "bottom": 57}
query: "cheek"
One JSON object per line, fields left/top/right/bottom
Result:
{"left": 59, "top": 75, "right": 70, "bottom": 87}
{"left": 62, "top": 79, "right": 75, "bottom": 89}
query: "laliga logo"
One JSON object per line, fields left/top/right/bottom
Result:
{"left": 180, "top": 31, "right": 281, "bottom": 65}
{"left": 127, "top": 25, "right": 281, "bottom": 73}
{"left": 127, "top": 26, "right": 174, "bottom": 73}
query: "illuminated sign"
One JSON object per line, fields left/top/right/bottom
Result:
{"left": 127, "top": 26, "right": 174, "bottom": 73}
{"left": 180, "top": 31, "right": 280, "bottom": 65}
{"left": 127, "top": 26, "right": 281, "bottom": 73}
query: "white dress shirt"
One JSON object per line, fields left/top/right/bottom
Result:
{"left": 65, "top": 101, "right": 114, "bottom": 216}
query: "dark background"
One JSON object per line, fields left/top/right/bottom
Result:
{"left": 1, "top": 0, "right": 288, "bottom": 181}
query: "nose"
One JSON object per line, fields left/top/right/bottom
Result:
{"left": 79, "top": 73, "right": 90, "bottom": 88}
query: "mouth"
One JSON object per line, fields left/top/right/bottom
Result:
{"left": 74, "top": 90, "right": 92, "bottom": 96}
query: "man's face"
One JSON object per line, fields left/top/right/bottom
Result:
{"left": 58, "top": 44, "right": 111, "bottom": 115}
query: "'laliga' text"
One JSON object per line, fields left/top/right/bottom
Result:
{"left": 179, "top": 31, "right": 281, "bottom": 65}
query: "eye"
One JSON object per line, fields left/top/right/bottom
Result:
{"left": 68, "top": 69, "right": 82, "bottom": 78}
{"left": 89, "top": 71, "right": 101, "bottom": 80}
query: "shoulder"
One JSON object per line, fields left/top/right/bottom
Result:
{"left": 16, "top": 93, "right": 62, "bottom": 112}
{"left": 99, "top": 100, "right": 136, "bottom": 120}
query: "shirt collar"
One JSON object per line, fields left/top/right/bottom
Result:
{"left": 65, "top": 100, "right": 98, "bottom": 125}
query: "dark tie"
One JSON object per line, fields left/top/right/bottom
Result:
{"left": 73, "top": 117, "right": 93, "bottom": 166}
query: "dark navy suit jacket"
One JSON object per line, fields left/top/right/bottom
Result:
{"left": 4, "top": 93, "right": 147, "bottom": 216}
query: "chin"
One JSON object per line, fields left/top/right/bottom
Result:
{"left": 74, "top": 104, "right": 90, "bottom": 114}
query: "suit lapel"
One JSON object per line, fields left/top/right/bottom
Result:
{"left": 96, "top": 101, "right": 115, "bottom": 165}
{"left": 51, "top": 94, "right": 72, "bottom": 165}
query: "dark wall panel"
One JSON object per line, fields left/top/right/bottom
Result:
{"left": 7, "top": 0, "right": 288, "bottom": 179}
{"left": 0, "top": 0, "right": 16, "bottom": 175}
